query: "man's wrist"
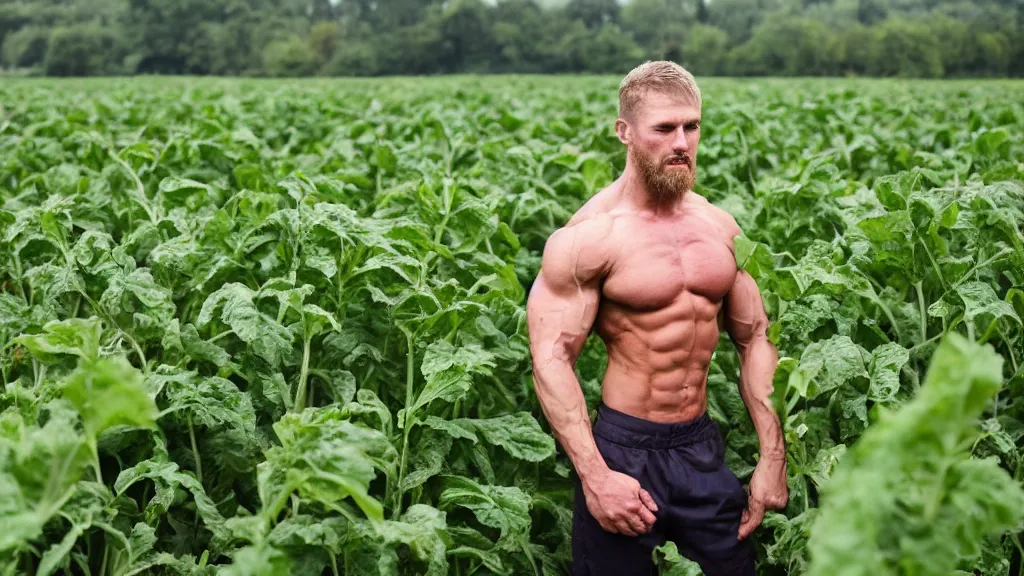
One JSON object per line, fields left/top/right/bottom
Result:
{"left": 576, "top": 458, "right": 610, "bottom": 486}
{"left": 759, "top": 447, "right": 787, "bottom": 461}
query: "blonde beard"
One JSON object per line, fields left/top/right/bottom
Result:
{"left": 630, "top": 146, "right": 694, "bottom": 205}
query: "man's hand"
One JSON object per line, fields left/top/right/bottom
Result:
{"left": 582, "top": 468, "right": 659, "bottom": 537}
{"left": 738, "top": 455, "right": 788, "bottom": 540}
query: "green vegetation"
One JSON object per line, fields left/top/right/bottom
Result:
{"left": 0, "top": 76, "right": 1022, "bottom": 574}
{"left": 1, "top": 0, "right": 1023, "bottom": 78}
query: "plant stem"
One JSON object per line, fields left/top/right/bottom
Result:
{"left": 999, "top": 327, "right": 1019, "bottom": 374}
{"left": 125, "top": 332, "right": 149, "bottom": 375}
{"left": 878, "top": 299, "right": 901, "bottom": 341}
{"left": 99, "top": 540, "right": 109, "bottom": 576}
{"left": 909, "top": 331, "right": 944, "bottom": 354}
{"left": 1011, "top": 532, "right": 1024, "bottom": 568}
{"left": 917, "top": 235, "right": 946, "bottom": 288}
{"left": 950, "top": 247, "right": 1012, "bottom": 291}
{"left": 329, "top": 554, "right": 339, "bottom": 576}
{"left": 394, "top": 331, "right": 415, "bottom": 519}
{"left": 395, "top": 425, "right": 412, "bottom": 516}
{"left": 519, "top": 537, "right": 540, "bottom": 576}
{"left": 262, "top": 482, "right": 295, "bottom": 524}
{"left": 294, "top": 335, "right": 312, "bottom": 413}
{"left": 109, "top": 149, "right": 158, "bottom": 225}
{"left": 188, "top": 415, "right": 202, "bottom": 485}
{"left": 207, "top": 329, "right": 234, "bottom": 344}
{"left": 924, "top": 457, "right": 953, "bottom": 522}
{"left": 81, "top": 293, "right": 148, "bottom": 374}
{"left": 13, "top": 251, "right": 28, "bottom": 304}
{"left": 862, "top": 283, "right": 902, "bottom": 342}
{"left": 434, "top": 180, "right": 453, "bottom": 245}
{"left": 91, "top": 440, "right": 103, "bottom": 484}
{"left": 915, "top": 280, "right": 927, "bottom": 344}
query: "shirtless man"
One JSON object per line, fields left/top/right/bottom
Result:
{"left": 525, "top": 61, "right": 788, "bottom": 576}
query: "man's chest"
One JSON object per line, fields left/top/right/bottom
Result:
{"left": 600, "top": 228, "right": 738, "bottom": 311}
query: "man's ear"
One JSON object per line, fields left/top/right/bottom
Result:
{"left": 615, "top": 118, "right": 631, "bottom": 146}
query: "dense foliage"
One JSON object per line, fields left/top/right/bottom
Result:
{"left": 1, "top": 0, "right": 1024, "bottom": 78}
{"left": 1, "top": 76, "right": 1023, "bottom": 575}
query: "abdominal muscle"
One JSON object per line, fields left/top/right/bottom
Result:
{"left": 595, "top": 293, "right": 723, "bottom": 424}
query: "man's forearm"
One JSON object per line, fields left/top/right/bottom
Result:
{"left": 737, "top": 334, "right": 785, "bottom": 460}
{"left": 532, "top": 358, "right": 608, "bottom": 482}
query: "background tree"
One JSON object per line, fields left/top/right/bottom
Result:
{"left": 621, "top": 0, "right": 694, "bottom": 61}
{"left": 565, "top": 0, "right": 620, "bottom": 28}
{"left": 0, "top": 0, "right": 1020, "bottom": 78}
{"left": 1, "top": 25, "right": 48, "bottom": 68}
{"left": 679, "top": 23, "right": 729, "bottom": 75}
{"left": 44, "top": 22, "right": 123, "bottom": 75}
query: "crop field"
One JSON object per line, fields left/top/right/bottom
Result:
{"left": 1, "top": 76, "right": 1023, "bottom": 576}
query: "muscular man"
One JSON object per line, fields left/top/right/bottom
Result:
{"left": 526, "top": 61, "right": 788, "bottom": 576}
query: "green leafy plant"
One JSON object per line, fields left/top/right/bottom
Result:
{"left": 1, "top": 76, "right": 1022, "bottom": 575}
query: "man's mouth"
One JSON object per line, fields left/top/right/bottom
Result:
{"left": 666, "top": 157, "right": 689, "bottom": 167}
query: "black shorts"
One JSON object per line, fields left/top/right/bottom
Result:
{"left": 572, "top": 403, "right": 755, "bottom": 576}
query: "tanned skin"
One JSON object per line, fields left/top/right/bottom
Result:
{"left": 526, "top": 90, "right": 788, "bottom": 541}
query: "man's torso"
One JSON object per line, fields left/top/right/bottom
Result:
{"left": 566, "top": 183, "right": 741, "bottom": 423}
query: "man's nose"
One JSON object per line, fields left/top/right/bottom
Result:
{"left": 672, "top": 128, "right": 689, "bottom": 153}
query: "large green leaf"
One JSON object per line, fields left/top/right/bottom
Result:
{"left": 806, "top": 334, "right": 1024, "bottom": 576}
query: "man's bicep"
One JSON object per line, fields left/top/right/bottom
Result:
{"left": 527, "top": 278, "right": 596, "bottom": 366}
{"left": 722, "top": 270, "right": 770, "bottom": 351}
{"left": 527, "top": 229, "right": 601, "bottom": 365}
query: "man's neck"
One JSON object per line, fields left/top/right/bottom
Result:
{"left": 617, "top": 166, "right": 689, "bottom": 218}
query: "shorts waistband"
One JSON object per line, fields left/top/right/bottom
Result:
{"left": 593, "top": 402, "right": 718, "bottom": 449}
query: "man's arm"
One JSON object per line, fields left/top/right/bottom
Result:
{"left": 527, "top": 223, "right": 606, "bottom": 481}
{"left": 722, "top": 266, "right": 789, "bottom": 539}
{"left": 723, "top": 269, "right": 785, "bottom": 459}
{"left": 526, "top": 219, "right": 658, "bottom": 537}
{"left": 715, "top": 209, "right": 788, "bottom": 539}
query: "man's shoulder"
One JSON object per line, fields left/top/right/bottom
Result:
{"left": 690, "top": 194, "right": 742, "bottom": 238}
{"left": 565, "top": 184, "right": 621, "bottom": 226}
{"left": 562, "top": 209, "right": 617, "bottom": 237}
{"left": 542, "top": 212, "right": 616, "bottom": 264}
{"left": 555, "top": 184, "right": 622, "bottom": 249}
{"left": 539, "top": 211, "right": 616, "bottom": 289}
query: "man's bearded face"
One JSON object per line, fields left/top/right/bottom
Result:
{"left": 629, "top": 141, "right": 695, "bottom": 204}
{"left": 623, "top": 91, "right": 700, "bottom": 204}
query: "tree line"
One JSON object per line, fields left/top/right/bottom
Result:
{"left": 1, "top": 0, "right": 1022, "bottom": 78}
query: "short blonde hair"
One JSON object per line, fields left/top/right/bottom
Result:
{"left": 618, "top": 61, "right": 702, "bottom": 119}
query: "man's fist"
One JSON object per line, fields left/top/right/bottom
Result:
{"left": 582, "top": 468, "right": 659, "bottom": 536}
{"left": 738, "top": 455, "right": 788, "bottom": 541}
